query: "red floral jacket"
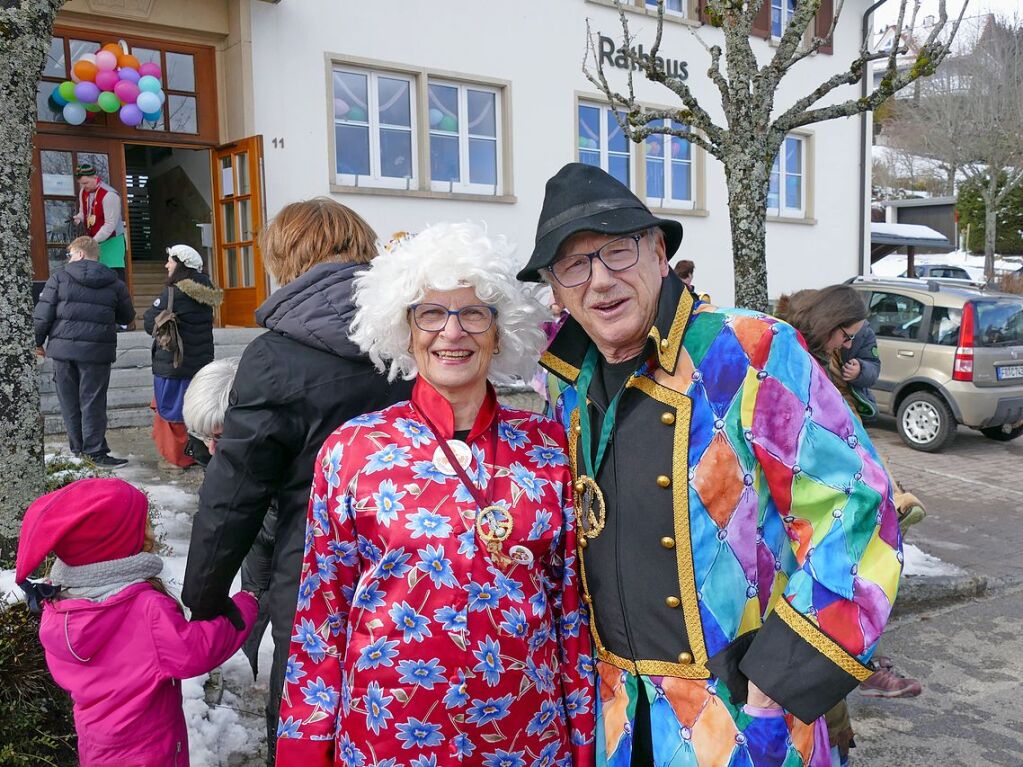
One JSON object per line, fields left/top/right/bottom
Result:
{"left": 276, "top": 378, "right": 595, "bottom": 767}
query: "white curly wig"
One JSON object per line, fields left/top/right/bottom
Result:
{"left": 350, "top": 222, "right": 548, "bottom": 383}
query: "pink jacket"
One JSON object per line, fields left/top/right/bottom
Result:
{"left": 40, "top": 583, "right": 257, "bottom": 767}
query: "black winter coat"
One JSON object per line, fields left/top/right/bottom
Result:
{"left": 33, "top": 260, "right": 134, "bottom": 364}
{"left": 181, "top": 260, "right": 412, "bottom": 640}
{"left": 143, "top": 275, "right": 222, "bottom": 379}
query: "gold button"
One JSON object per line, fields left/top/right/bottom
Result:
{"left": 666, "top": 596, "right": 681, "bottom": 608}
{"left": 660, "top": 338, "right": 670, "bottom": 350}
{"left": 573, "top": 424, "right": 582, "bottom": 434}
{"left": 660, "top": 412, "right": 675, "bottom": 425}
{"left": 580, "top": 537, "right": 588, "bottom": 549}
{"left": 677, "top": 652, "right": 693, "bottom": 665}
{"left": 661, "top": 536, "right": 675, "bottom": 549}
{"left": 656, "top": 475, "right": 671, "bottom": 488}
{"left": 573, "top": 480, "right": 585, "bottom": 494}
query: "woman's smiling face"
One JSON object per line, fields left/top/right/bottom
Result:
{"left": 409, "top": 286, "right": 497, "bottom": 401}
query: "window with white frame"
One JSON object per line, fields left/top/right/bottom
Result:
{"left": 771, "top": 0, "right": 796, "bottom": 38}
{"left": 645, "top": 120, "right": 693, "bottom": 208}
{"left": 768, "top": 135, "right": 805, "bottom": 216}
{"left": 578, "top": 103, "right": 631, "bottom": 188}
{"left": 645, "top": 0, "right": 686, "bottom": 15}
{"left": 428, "top": 82, "right": 501, "bottom": 194}
{"left": 333, "top": 68, "right": 416, "bottom": 188}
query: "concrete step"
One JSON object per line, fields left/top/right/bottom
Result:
{"left": 40, "top": 366, "right": 152, "bottom": 395}
{"left": 46, "top": 407, "right": 153, "bottom": 435}
{"left": 40, "top": 328, "right": 268, "bottom": 429}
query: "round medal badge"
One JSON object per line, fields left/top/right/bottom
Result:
{"left": 433, "top": 439, "right": 472, "bottom": 476}
{"left": 508, "top": 545, "right": 534, "bottom": 566}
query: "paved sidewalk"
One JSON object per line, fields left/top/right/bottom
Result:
{"left": 865, "top": 416, "right": 1023, "bottom": 589}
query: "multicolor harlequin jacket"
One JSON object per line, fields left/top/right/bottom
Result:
{"left": 276, "top": 378, "right": 595, "bottom": 767}
{"left": 542, "top": 274, "right": 902, "bottom": 728}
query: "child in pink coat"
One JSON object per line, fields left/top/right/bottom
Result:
{"left": 16, "top": 477, "right": 258, "bottom": 767}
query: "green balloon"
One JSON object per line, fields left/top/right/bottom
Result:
{"left": 84, "top": 102, "right": 102, "bottom": 113}
{"left": 58, "top": 81, "right": 77, "bottom": 102}
{"left": 97, "top": 92, "right": 121, "bottom": 113}
{"left": 346, "top": 106, "right": 367, "bottom": 122}
{"left": 438, "top": 114, "right": 458, "bottom": 132}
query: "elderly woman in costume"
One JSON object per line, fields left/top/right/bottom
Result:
{"left": 275, "top": 222, "right": 595, "bottom": 767}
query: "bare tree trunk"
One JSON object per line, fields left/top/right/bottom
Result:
{"left": 983, "top": 173, "right": 998, "bottom": 282}
{"left": 0, "top": 0, "right": 65, "bottom": 565}
{"left": 724, "top": 150, "right": 771, "bottom": 312}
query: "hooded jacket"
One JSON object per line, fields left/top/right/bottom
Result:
{"left": 181, "top": 261, "right": 413, "bottom": 732}
{"left": 34, "top": 260, "right": 135, "bottom": 364}
{"left": 143, "top": 274, "right": 223, "bottom": 379}
{"left": 40, "top": 583, "right": 256, "bottom": 767}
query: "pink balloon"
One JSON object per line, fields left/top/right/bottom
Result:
{"left": 95, "top": 70, "right": 119, "bottom": 91}
{"left": 96, "top": 50, "right": 118, "bottom": 72}
{"left": 138, "top": 62, "right": 162, "bottom": 80}
{"left": 119, "top": 103, "right": 144, "bottom": 127}
{"left": 114, "top": 80, "right": 140, "bottom": 104}
{"left": 118, "top": 67, "right": 141, "bottom": 84}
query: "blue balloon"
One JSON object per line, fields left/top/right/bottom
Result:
{"left": 137, "top": 75, "right": 161, "bottom": 93}
{"left": 63, "top": 102, "right": 87, "bottom": 126}
{"left": 142, "top": 109, "right": 162, "bottom": 122}
{"left": 51, "top": 87, "right": 68, "bottom": 107}
{"left": 136, "top": 91, "right": 161, "bottom": 114}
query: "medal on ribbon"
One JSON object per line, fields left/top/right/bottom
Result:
{"left": 416, "top": 408, "right": 519, "bottom": 569}
{"left": 475, "top": 504, "right": 514, "bottom": 565}
{"left": 572, "top": 344, "right": 630, "bottom": 543}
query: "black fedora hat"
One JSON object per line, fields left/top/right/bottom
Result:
{"left": 517, "top": 163, "right": 683, "bottom": 282}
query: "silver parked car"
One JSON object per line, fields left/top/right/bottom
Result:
{"left": 851, "top": 278, "right": 1023, "bottom": 451}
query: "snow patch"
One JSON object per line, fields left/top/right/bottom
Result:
{"left": 902, "top": 543, "right": 965, "bottom": 577}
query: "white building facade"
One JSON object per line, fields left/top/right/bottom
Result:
{"left": 248, "top": 0, "right": 875, "bottom": 305}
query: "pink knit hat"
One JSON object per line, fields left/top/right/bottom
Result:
{"left": 16, "top": 477, "right": 149, "bottom": 583}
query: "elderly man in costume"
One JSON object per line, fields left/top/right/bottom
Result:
{"left": 518, "top": 163, "right": 902, "bottom": 767}
{"left": 73, "top": 163, "right": 127, "bottom": 281}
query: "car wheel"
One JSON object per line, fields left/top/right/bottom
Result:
{"left": 896, "top": 391, "right": 957, "bottom": 452}
{"left": 980, "top": 424, "right": 1023, "bottom": 442}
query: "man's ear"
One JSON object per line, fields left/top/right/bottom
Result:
{"left": 655, "top": 235, "right": 669, "bottom": 278}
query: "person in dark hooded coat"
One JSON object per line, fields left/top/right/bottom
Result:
{"left": 180, "top": 199, "right": 412, "bottom": 762}
{"left": 34, "top": 235, "right": 134, "bottom": 466}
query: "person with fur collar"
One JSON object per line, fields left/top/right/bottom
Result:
{"left": 16, "top": 477, "right": 257, "bottom": 766}
{"left": 143, "top": 245, "right": 223, "bottom": 468}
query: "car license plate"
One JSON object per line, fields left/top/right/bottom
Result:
{"left": 997, "top": 365, "right": 1023, "bottom": 380}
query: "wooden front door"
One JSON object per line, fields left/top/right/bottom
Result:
{"left": 31, "top": 134, "right": 128, "bottom": 282}
{"left": 212, "top": 137, "right": 266, "bottom": 327}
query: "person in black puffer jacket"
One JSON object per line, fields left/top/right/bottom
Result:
{"left": 181, "top": 199, "right": 412, "bottom": 763}
{"left": 143, "top": 244, "right": 222, "bottom": 468}
{"left": 34, "top": 236, "right": 135, "bottom": 466}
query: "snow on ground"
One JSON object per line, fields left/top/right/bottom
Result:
{"left": 902, "top": 542, "right": 966, "bottom": 577}
{"left": 872, "top": 250, "right": 1023, "bottom": 282}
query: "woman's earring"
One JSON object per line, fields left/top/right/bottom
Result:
{"left": 493, "top": 348, "right": 501, "bottom": 355}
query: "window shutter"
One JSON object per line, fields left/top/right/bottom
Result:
{"left": 815, "top": 0, "right": 834, "bottom": 54}
{"left": 751, "top": 0, "right": 771, "bottom": 39}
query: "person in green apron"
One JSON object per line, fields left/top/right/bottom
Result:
{"left": 74, "top": 162, "right": 127, "bottom": 282}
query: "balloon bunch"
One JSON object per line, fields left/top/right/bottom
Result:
{"left": 49, "top": 42, "right": 166, "bottom": 127}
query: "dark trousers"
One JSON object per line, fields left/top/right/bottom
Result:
{"left": 52, "top": 359, "right": 112, "bottom": 457}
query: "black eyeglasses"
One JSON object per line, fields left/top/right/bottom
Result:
{"left": 545, "top": 233, "right": 646, "bottom": 288}
{"left": 840, "top": 327, "right": 857, "bottom": 343}
{"left": 410, "top": 303, "right": 497, "bottom": 334}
